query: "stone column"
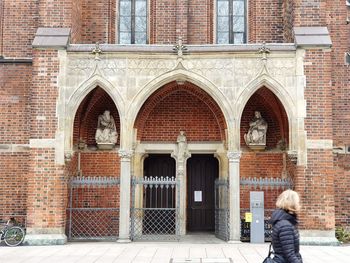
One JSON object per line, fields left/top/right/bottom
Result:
{"left": 173, "top": 131, "right": 190, "bottom": 235}
{"left": 227, "top": 151, "right": 241, "bottom": 242}
{"left": 118, "top": 149, "right": 133, "bottom": 242}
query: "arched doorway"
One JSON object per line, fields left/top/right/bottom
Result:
{"left": 132, "top": 81, "right": 227, "bottom": 239}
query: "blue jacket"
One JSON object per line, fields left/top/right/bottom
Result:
{"left": 270, "top": 209, "right": 303, "bottom": 263}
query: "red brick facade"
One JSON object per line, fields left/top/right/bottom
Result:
{"left": 0, "top": 0, "right": 349, "bottom": 242}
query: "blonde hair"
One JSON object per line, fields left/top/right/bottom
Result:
{"left": 276, "top": 189, "right": 301, "bottom": 214}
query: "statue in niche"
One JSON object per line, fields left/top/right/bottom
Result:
{"left": 95, "top": 110, "right": 118, "bottom": 149}
{"left": 244, "top": 111, "right": 268, "bottom": 150}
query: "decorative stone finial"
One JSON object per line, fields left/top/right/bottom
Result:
{"left": 258, "top": 42, "right": 270, "bottom": 61}
{"left": 173, "top": 37, "right": 187, "bottom": 57}
{"left": 92, "top": 42, "right": 102, "bottom": 60}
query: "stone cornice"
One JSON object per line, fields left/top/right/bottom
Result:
{"left": 67, "top": 43, "right": 296, "bottom": 53}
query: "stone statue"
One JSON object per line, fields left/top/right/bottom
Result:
{"left": 244, "top": 111, "right": 268, "bottom": 148}
{"left": 176, "top": 131, "right": 189, "bottom": 163}
{"left": 95, "top": 110, "right": 118, "bottom": 148}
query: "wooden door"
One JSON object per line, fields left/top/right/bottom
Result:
{"left": 187, "top": 154, "right": 218, "bottom": 232}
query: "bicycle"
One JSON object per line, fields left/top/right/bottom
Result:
{"left": 0, "top": 218, "right": 25, "bottom": 246}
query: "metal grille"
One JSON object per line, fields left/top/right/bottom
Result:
{"left": 131, "top": 176, "right": 179, "bottom": 241}
{"left": 240, "top": 177, "right": 293, "bottom": 190}
{"left": 66, "top": 176, "right": 120, "bottom": 241}
{"left": 215, "top": 179, "right": 230, "bottom": 241}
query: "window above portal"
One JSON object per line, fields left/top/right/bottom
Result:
{"left": 119, "top": 0, "right": 148, "bottom": 44}
{"left": 216, "top": 0, "right": 246, "bottom": 44}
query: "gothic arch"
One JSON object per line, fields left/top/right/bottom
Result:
{"left": 127, "top": 69, "right": 234, "bottom": 148}
{"left": 64, "top": 75, "right": 125, "bottom": 151}
{"left": 236, "top": 74, "right": 297, "bottom": 151}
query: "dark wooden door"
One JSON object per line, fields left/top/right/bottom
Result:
{"left": 143, "top": 154, "right": 176, "bottom": 208}
{"left": 187, "top": 154, "right": 218, "bottom": 232}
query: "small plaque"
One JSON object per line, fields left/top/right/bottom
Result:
{"left": 194, "top": 191, "right": 202, "bottom": 202}
{"left": 245, "top": 212, "right": 252, "bottom": 222}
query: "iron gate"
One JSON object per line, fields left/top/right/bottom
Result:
{"left": 66, "top": 176, "right": 120, "bottom": 241}
{"left": 131, "top": 176, "right": 180, "bottom": 241}
{"left": 215, "top": 178, "right": 230, "bottom": 241}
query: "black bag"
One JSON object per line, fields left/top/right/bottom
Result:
{"left": 262, "top": 243, "right": 275, "bottom": 263}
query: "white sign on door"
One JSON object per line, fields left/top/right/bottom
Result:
{"left": 194, "top": 191, "right": 202, "bottom": 202}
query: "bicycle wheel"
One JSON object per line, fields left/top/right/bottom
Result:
{"left": 4, "top": 226, "right": 25, "bottom": 246}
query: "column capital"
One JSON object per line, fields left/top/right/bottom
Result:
{"left": 227, "top": 151, "right": 241, "bottom": 161}
{"left": 118, "top": 149, "right": 134, "bottom": 160}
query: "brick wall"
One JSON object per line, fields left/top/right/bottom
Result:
{"left": 26, "top": 49, "right": 68, "bottom": 230}
{"left": 241, "top": 152, "right": 284, "bottom": 178}
{"left": 135, "top": 81, "right": 226, "bottom": 142}
{"left": 248, "top": 0, "right": 284, "bottom": 43}
{"left": 0, "top": 153, "right": 28, "bottom": 219}
{"left": 334, "top": 154, "right": 350, "bottom": 229}
{"left": 240, "top": 87, "right": 289, "bottom": 149}
{"left": 0, "top": 62, "right": 31, "bottom": 221}
{"left": 1, "top": 0, "right": 37, "bottom": 57}
{"left": 150, "top": 0, "right": 177, "bottom": 44}
{"left": 187, "top": 0, "right": 213, "bottom": 44}
{"left": 81, "top": 0, "right": 116, "bottom": 43}
{"left": 296, "top": 48, "right": 335, "bottom": 231}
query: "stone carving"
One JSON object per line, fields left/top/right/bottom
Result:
{"left": 95, "top": 110, "right": 118, "bottom": 149}
{"left": 244, "top": 111, "right": 268, "bottom": 150}
{"left": 173, "top": 38, "right": 187, "bottom": 57}
{"left": 177, "top": 131, "right": 189, "bottom": 163}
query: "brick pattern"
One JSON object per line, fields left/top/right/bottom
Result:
{"left": 27, "top": 149, "right": 67, "bottom": 229}
{"left": 0, "top": 64, "right": 31, "bottom": 144}
{"left": 187, "top": 0, "right": 213, "bottom": 44}
{"left": 37, "top": 0, "right": 73, "bottom": 28}
{"left": 135, "top": 81, "right": 226, "bottom": 142}
{"left": 334, "top": 154, "right": 350, "bottom": 228}
{"left": 240, "top": 87, "right": 289, "bottom": 149}
{"left": 150, "top": 0, "right": 177, "bottom": 44}
{"left": 80, "top": 152, "right": 120, "bottom": 176}
{"left": 26, "top": 50, "right": 68, "bottom": 230}
{"left": 293, "top": 0, "right": 327, "bottom": 27}
{"left": 240, "top": 152, "right": 284, "bottom": 178}
{"left": 81, "top": 0, "right": 116, "bottom": 44}
{"left": 0, "top": 153, "right": 28, "bottom": 217}
{"left": 248, "top": 0, "right": 284, "bottom": 43}
{"left": 282, "top": 0, "right": 294, "bottom": 42}
{"left": 1, "top": 0, "right": 37, "bottom": 57}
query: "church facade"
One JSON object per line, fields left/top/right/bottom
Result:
{"left": 0, "top": 0, "right": 349, "bottom": 245}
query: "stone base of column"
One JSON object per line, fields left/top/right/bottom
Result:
{"left": 24, "top": 234, "right": 67, "bottom": 245}
{"left": 227, "top": 240, "right": 242, "bottom": 244}
{"left": 117, "top": 238, "right": 131, "bottom": 243}
{"left": 23, "top": 228, "right": 67, "bottom": 245}
{"left": 300, "top": 230, "right": 339, "bottom": 246}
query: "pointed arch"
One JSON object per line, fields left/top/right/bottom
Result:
{"left": 128, "top": 69, "right": 233, "bottom": 136}
{"left": 64, "top": 74, "right": 125, "bottom": 150}
{"left": 236, "top": 74, "right": 295, "bottom": 125}
{"left": 236, "top": 74, "right": 296, "bottom": 150}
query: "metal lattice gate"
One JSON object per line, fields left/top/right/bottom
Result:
{"left": 131, "top": 176, "right": 180, "bottom": 241}
{"left": 66, "top": 176, "right": 120, "bottom": 241}
{"left": 215, "top": 179, "right": 230, "bottom": 241}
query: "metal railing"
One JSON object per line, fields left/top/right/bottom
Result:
{"left": 215, "top": 179, "right": 230, "bottom": 241}
{"left": 131, "top": 176, "right": 179, "bottom": 241}
{"left": 66, "top": 176, "right": 120, "bottom": 241}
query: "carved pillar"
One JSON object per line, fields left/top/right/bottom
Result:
{"left": 227, "top": 151, "right": 241, "bottom": 242}
{"left": 118, "top": 149, "right": 133, "bottom": 242}
{"left": 173, "top": 131, "right": 190, "bottom": 235}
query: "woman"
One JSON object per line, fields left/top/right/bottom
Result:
{"left": 270, "top": 189, "right": 303, "bottom": 263}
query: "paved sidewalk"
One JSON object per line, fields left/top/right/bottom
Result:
{"left": 1, "top": 241, "right": 349, "bottom": 263}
